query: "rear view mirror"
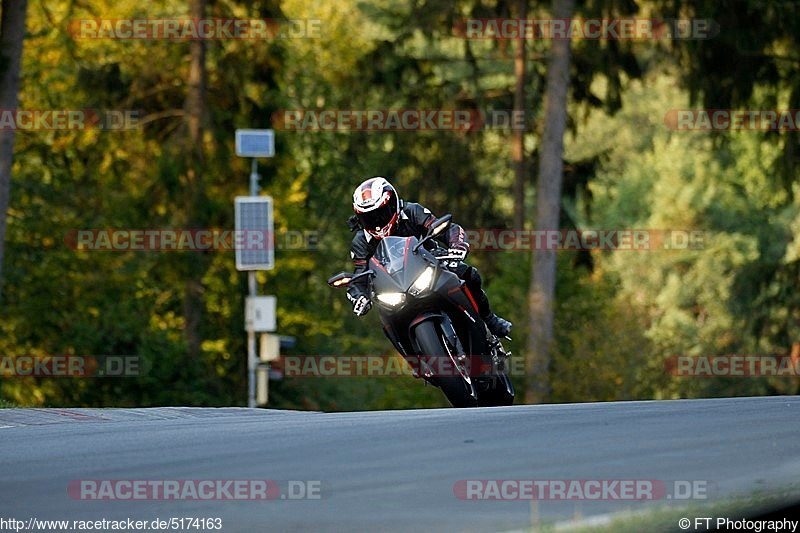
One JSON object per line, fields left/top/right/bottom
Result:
{"left": 414, "top": 214, "right": 454, "bottom": 253}
{"left": 327, "top": 272, "right": 353, "bottom": 288}
{"left": 327, "top": 270, "right": 375, "bottom": 288}
{"left": 428, "top": 214, "right": 452, "bottom": 237}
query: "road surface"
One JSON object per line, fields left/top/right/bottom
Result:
{"left": 2, "top": 396, "right": 799, "bottom": 531}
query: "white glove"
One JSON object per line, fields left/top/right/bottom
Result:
{"left": 352, "top": 295, "right": 372, "bottom": 316}
{"left": 448, "top": 246, "right": 468, "bottom": 261}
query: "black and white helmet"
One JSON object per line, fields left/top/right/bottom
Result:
{"left": 352, "top": 177, "right": 400, "bottom": 239}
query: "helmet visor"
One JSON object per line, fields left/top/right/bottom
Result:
{"left": 358, "top": 201, "right": 396, "bottom": 234}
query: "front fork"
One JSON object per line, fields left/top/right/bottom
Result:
{"left": 402, "top": 315, "right": 471, "bottom": 384}
{"left": 489, "top": 335, "right": 511, "bottom": 374}
{"left": 438, "top": 317, "right": 471, "bottom": 382}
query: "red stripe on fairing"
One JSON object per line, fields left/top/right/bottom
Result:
{"left": 463, "top": 286, "right": 480, "bottom": 313}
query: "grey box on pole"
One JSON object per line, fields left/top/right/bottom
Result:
{"left": 245, "top": 296, "right": 277, "bottom": 332}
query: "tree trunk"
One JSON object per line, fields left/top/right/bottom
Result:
{"left": 512, "top": 0, "right": 528, "bottom": 230}
{"left": 0, "top": 0, "right": 28, "bottom": 298}
{"left": 526, "top": 0, "right": 574, "bottom": 403}
{"left": 182, "top": 0, "right": 207, "bottom": 360}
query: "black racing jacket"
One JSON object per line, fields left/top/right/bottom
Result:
{"left": 346, "top": 201, "right": 467, "bottom": 302}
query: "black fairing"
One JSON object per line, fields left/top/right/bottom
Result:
{"left": 369, "top": 236, "right": 490, "bottom": 370}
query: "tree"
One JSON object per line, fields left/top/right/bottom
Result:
{"left": 526, "top": 0, "right": 574, "bottom": 403}
{"left": 182, "top": 0, "right": 209, "bottom": 361}
{"left": 0, "top": 0, "right": 28, "bottom": 297}
{"left": 656, "top": 0, "right": 800, "bottom": 375}
{"left": 512, "top": 0, "right": 528, "bottom": 230}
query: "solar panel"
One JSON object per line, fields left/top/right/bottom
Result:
{"left": 235, "top": 129, "right": 275, "bottom": 158}
{"left": 235, "top": 196, "right": 274, "bottom": 270}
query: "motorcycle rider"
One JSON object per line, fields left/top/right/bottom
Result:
{"left": 345, "top": 176, "right": 512, "bottom": 338}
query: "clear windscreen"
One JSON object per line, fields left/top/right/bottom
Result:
{"left": 374, "top": 236, "right": 411, "bottom": 275}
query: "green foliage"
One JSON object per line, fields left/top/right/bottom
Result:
{"left": 1, "top": 0, "right": 798, "bottom": 409}
{"left": 569, "top": 72, "right": 799, "bottom": 399}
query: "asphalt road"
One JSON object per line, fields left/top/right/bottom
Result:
{"left": 2, "top": 396, "right": 799, "bottom": 532}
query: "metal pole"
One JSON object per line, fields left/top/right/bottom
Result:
{"left": 247, "top": 158, "right": 260, "bottom": 408}
{"left": 247, "top": 335, "right": 256, "bottom": 407}
{"left": 250, "top": 158, "right": 259, "bottom": 196}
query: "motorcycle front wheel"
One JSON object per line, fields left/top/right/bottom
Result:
{"left": 413, "top": 320, "right": 478, "bottom": 408}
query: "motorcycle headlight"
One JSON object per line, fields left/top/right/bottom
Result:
{"left": 376, "top": 292, "right": 405, "bottom": 306}
{"left": 410, "top": 266, "right": 435, "bottom": 294}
